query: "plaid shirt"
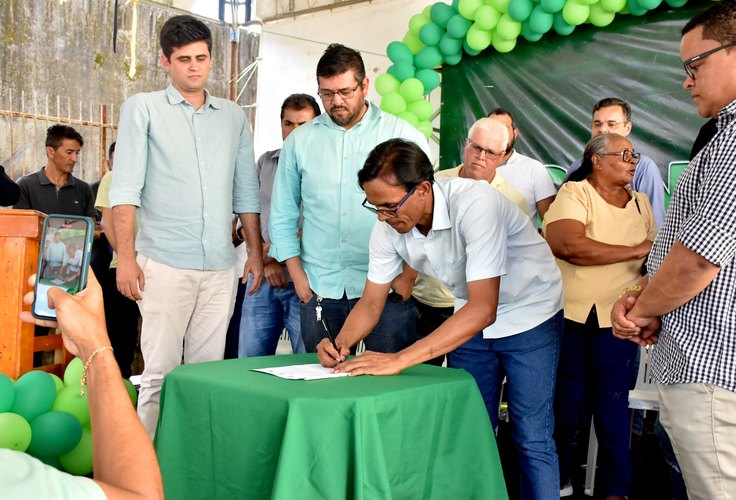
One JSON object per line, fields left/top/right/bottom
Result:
{"left": 648, "top": 99, "right": 736, "bottom": 392}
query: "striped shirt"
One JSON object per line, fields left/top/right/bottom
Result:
{"left": 648, "top": 99, "right": 736, "bottom": 392}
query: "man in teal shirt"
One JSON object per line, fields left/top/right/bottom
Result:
{"left": 269, "top": 43, "right": 431, "bottom": 353}
{"left": 109, "top": 15, "right": 263, "bottom": 437}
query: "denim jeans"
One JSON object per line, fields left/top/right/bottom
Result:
{"left": 238, "top": 276, "right": 305, "bottom": 357}
{"left": 448, "top": 310, "right": 563, "bottom": 500}
{"left": 300, "top": 293, "right": 416, "bottom": 353}
{"left": 553, "top": 311, "right": 638, "bottom": 498}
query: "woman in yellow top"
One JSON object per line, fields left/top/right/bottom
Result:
{"left": 543, "top": 133, "right": 657, "bottom": 499}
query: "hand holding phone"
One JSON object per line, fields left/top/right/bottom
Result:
{"left": 33, "top": 215, "right": 95, "bottom": 320}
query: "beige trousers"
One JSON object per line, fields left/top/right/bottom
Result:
{"left": 659, "top": 383, "right": 736, "bottom": 500}
{"left": 135, "top": 254, "right": 237, "bottom": 438}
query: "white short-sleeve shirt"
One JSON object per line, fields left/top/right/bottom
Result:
{"left": 368, "top": 178, "right": 563, "bottom": 338}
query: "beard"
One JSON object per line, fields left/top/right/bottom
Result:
{"left": 327, "top": 96, "right": 366, "bottom": 127}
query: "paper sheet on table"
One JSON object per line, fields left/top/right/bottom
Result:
{"left": 252, "top": 363, "right": 349, "bottom": 380}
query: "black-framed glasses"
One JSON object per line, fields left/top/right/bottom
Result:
{"left": 599, "top": 149, "right": 641, "bottom": 164}
{"left": 592, "top": 120, "right": 629, "bottom": 129}
{"left": 683, "top": 41, "right": 736, "bottom": 80}
{"left": 465, "top": 139, "right": 505, "bottom": 159}
{"left": 317, "top": 83, "right": 361, "bottom": 101}
{"left": 362, "top": 186, "right": 417, "bottom": 218}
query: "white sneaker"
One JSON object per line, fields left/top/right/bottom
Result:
{"left": 560, "top": 483, "right": 573, "bottom": 497}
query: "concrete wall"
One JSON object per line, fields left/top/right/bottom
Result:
{"left": 0, "top": 0, "right": 259, "bottom": 183}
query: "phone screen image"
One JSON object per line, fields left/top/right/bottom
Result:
{"left": 33, "top": 216, "right": 93, "bottom": 319}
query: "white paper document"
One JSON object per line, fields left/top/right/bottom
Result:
{"left": 252, "top": 363, "right": 349, "bottom": 381}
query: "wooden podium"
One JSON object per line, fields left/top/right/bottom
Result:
{"left": 0, "top": 209, "right": 70, "bottom": 379}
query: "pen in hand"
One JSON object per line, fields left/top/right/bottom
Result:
{"left": 321, "top": 316, "right": 343, "bottom": 362}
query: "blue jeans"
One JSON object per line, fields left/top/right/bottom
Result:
{"left": 238, "top": 276, "right": 305, "bottom": 357}
{"left": 300, "top": 293, "right": 416, "bottom": 353}
{"left": 553, "top": 311, "right": 638, "bottom": 497}
{"left": 448, "top": 310, "right": 563, "bottom": 500}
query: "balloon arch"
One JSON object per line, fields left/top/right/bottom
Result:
{"left": 375, "top": 0, "right": 692, "bottom": 139}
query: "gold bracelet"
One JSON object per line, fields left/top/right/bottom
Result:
{"left": 619, "top": 285, "right": 644, "bottom": 298}
{"left": 80, "top": 346, "right": 114, "bottom": 397}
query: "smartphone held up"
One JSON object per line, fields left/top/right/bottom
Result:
{"left": 32, "top": 215, "right": 94, "bottom": 320}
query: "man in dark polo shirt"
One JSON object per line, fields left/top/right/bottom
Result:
{"left": 14, "top": 124, "right": 96, "bottom": 218}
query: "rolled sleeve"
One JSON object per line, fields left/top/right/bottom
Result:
{"left": 268, "top": 136, "right": 302, "bottom": 262}
{"left": 109, "top": 95, "right": 149, "bottom": 208}
{"left": 232, "top": 112, "right": 260, "bottom": 214}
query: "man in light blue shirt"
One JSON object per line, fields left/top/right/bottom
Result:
{"left": 109, "top": 15, "right": 262, "bottom": 437}
{"left": 269, "top": 43, "right": 430, "bottom": 353}
{"left": 565, "top": 97, "right": 665, "bottom": 227}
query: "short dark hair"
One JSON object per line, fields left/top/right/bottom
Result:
{"left": 569, "top": 134, "right": 617, "bottom": 182}
{"left": 592, "top": 97, "right": 632, "bottom": 122}
{"left": 160, "top": 15, "right": 212, "bottom": 59}
{"left": 46, "top": 125, "right": 84, "bottom": 149}
{"left": 488, "top": 108, "right": 516, "bottom": 128}
{"left": 316, "top": 44, "right": 366, "bottom": 83}
{"left": 108, "top": 142, "right": 116, "bottom": 158}
{"left": 358, "top": 139, "right": 434, "bottom": 191}
{"left": 683, "top": 0, "right": 736, "bottom": 42}
{"left": 280, "top": 94, "right": 321, "bottom": 120}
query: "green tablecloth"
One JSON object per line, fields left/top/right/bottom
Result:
{"left": 155, "top": 354, "right": 507, "bottom": 499}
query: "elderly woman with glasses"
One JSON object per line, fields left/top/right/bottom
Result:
{"left": 543, "top": 133, "right": 658, "bottom": 499}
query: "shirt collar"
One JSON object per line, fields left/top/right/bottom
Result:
{"left": 37, "top": 168, "right": 75, "bottom": 187}
{"left": 410, "top": 181, "right": 451, "bottom": 238}
{"left": 314, "top": 100, "right": 378, "bottom": 130}
{"left": 165, "top": 84, "right": 220, "bottom": 110}
{"left": 717, "top": 99, "right": 736, "bottom": 130}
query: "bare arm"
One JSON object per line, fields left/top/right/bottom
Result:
{"left": 545, "top": 219, "right": 652, "bottom": 266}
{"left": 536, "top": 195, "right": 555, "bottom": 220}
{"left": 112, "top": 205, "right": 144, "bottom": 300}
{"left": 284, "top": 256, "right": 313, "bottom": 303}
{"left": 100, "top": 207, "right": 117, "bottom": 251}
{"left": 20, "top": 271, "right": 163, "bottom": 500}
{"left": 238, "top": 212, "right": 264, "bottom": 294}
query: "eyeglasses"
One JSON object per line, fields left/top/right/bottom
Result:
{"left": 592, "top": 120, "right": 629, "bottom": 129}
{"left": 598, "top": 150, "right": 641, "bottom": 164}
{"left": 683, "top": 41, "right": 736, "bottom": 80}
{"left": 465, "top": 139, "right": 505, "bottom": 159}
{"left": 362, "top": 186, "right": 417, "bottom": 218}
{"left": 317, "top": 83, "right": 361, "bottom": 101}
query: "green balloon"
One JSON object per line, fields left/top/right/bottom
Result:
{"left": 417, "top": 120, "right": 434, "bottom": 138}
{"left": 600, "top": 0, "right": 627, "bottom": 12}
{"left": 625, "top": 0, "right": 648, "bottom": 15}
{"left": 27, "top": 411, "right": 82, "bottom": 458}
{"left": 414, "top": 46, "right": 443, "bottom": 69}
{"left": 64, "top": 357, "right": 84, "bottom": 388}
{"left": 49, "top": 374, "right": 64, "bottom": 394}
{"left": 415, "top": 69, "right": 441, "bottom": 93}
{"left": 474, "top": 5, "right": 502, "bottom": 30}
{"left": 574, "top": 0, "right": 599, "bottom": 5}
{"left": 665, "top": 0, "right": 688, "bottom": 7}
{"left": 540, "top": 0, "right": 566, "bottom": 13}
{"left": 496, "top": 14, "right": 522, "bottom": 40}
{"left": 562, "top": 0, "right": 590, "bottom": 25}
{"left": 387, "top": 41, "right": 414, "bottom": 63}
{"left": 430, "top": 1, "right": 457, "bottom": 28}
{"left": 403, "top": 31, "right": 426, "bottom": 55}
{"left": 419, "top": 22, "right": 444, "bottom": 47}
{"left": 508, "top": 0, "right": 534, "bottom": 21}
{"left": 59, "top": 428, "right": 93, "bottom": 476}
{"left": 588, "top": 3, "right": 616, "bottom": 26}
{"left": 553, "top": 11, "right": 576, "bottom": 34}
{"left": 398, "top": 111, "right": 420, "bottom": 127}
{"left": 10, "top": 371, "right": 56, "bottom": 421}
{"left": 39, "top": 455, "right": 63, "bottom": 470}
{"left": 529, "top": 5, "right": 554, "bottom": 33}
{"left": 375, "top": 73, "right": 401, "bottom": 96}
{"left": 0, "top": 412, "right": 32, "bottom": 451}
{"left": 409, "top": 13, "right": 431, "bottom": 36}
{"left": 493, "top": 35, "right": 517, "bottom": 53}
{"left": 522, "top": 20, "right": 544, "bottom": 42}
{"left": 447, "top": 14, "right": 474, "bottom": 38}
{"left": 489, "top": 0, "right": 512, "bottom": 13}
{"left": 409, "top": 99, "right": 435, "bottom": 121}
{"left": 444, "top": 52, "right": 463, "bottom": 65}
{"left": 458, "top": 0, "right": 485, "bottom": 19}
{"left": 439, "top": 33, "right": 464, "bottom": 56}
{"left": 0, "top": 374, "right": 14, "bottom": 412}
{"left": 466, "top": 23, "right": 493, "bottom": 51}
{"left": 380, "top": 92, "right": 407, "bottom": 115}
{"left": 399, "top": 78, "right": 425, "bottom": 102}
{"left": 52, "top": 385, "right": 90, "bottom": 426}
{"left": 463, "top": 41, "right": 482, "bottom": 56}
{"left": 123, "top": 379, "right": 138, "bottom": 407}
{"left": 638, "top": 0, "right": 662, "bottom": 9}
